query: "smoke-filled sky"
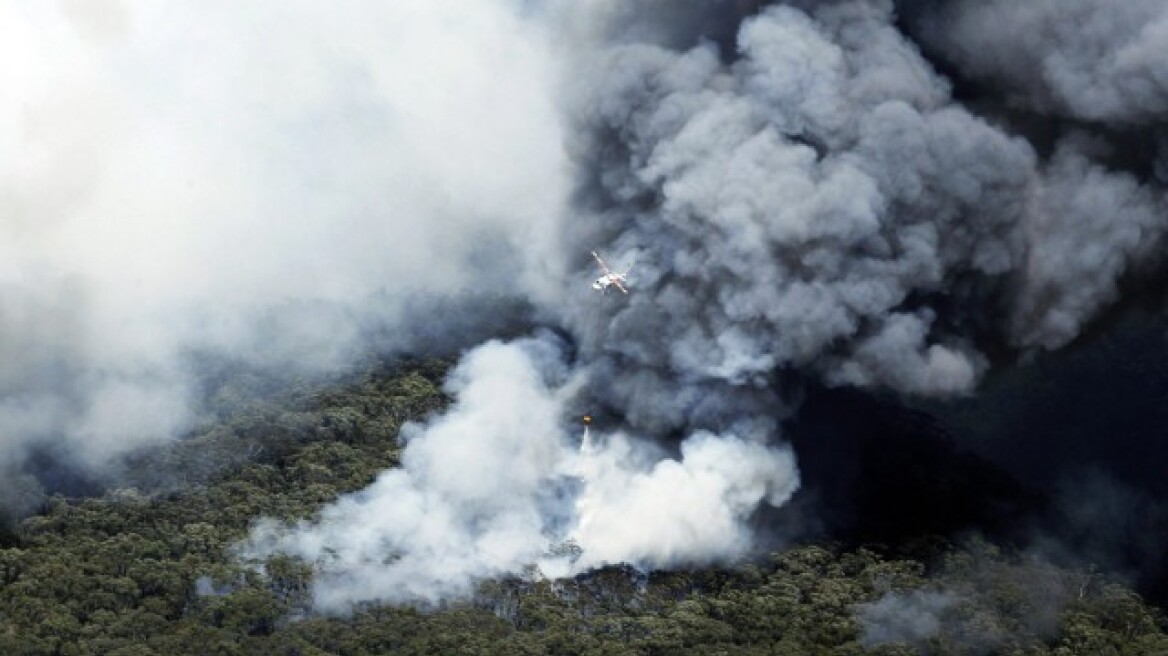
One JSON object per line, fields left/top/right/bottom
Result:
{"left": 6, "top": 0, "right": 1168, "bottom": 611}
{"left": 0, "top": 0, "right": 566, "bottom": 472}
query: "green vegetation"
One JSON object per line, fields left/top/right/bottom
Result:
{"left": 0, "top": 360, "right": 1164, "bottom": 655}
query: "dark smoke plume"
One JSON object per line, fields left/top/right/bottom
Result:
{"left": 904, "top": 0, "right": 1168, "bottom": 125}
{"left": 248, "top": 0, "right": 1168, "bottom": 610}
{"left": 563, "top": 0, "right": 1166, "bottom": 426}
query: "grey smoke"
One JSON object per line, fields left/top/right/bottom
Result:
{"left": 856, "top": 553, "right": 1084, "bottom": 653}
{"left": 857, "top": 589, "right": 957, "bottom": 651}
{"left": 1012, "top": 135, "right": 1166, "bottom": 349}
{"left": 907, "top": 0, "right": 1168, "bottom": 124}
{"left": 563, "top": 0, "right": 1164, "bottom": 421}
{"left": 1035, "top": 468, "right": 1168, "bottom": 590}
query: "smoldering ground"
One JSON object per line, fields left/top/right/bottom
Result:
{"left": 6, "top": 0, "right": 1168, "bottom": 613}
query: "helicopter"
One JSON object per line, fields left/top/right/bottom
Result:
{"left": 590, "top": 251, "right": 632, "bottom": 294}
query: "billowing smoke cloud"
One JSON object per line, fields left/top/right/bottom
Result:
{"left": 906, "top": 0, "right": 1168, "bottom": 124}
{"left": 244, "top": 337, "right": 579, "bottom": 607}
{"left": 573, "top": 428, "right": 797, "bottom": 568}
{"left": 1011, "top": 135, "right": 1166, "bottom": 348}
{"left": 563, "top": 0, "right": 1166, "bottom": 416}
{"left": 240, "top": 0, "right": 1168, "bottom": 610}
{"left": 11, "top": 0, "right": 1168, "bottom": 613}
{"left": 0, "top": 0, "right": 565, "bottom": 476}
{"left": 242, "top": 334, "right": 799, "bottom": 610}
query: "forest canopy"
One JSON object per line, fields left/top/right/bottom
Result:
{"left": 0, "top": 360, "right": 1163, "bottom": 656}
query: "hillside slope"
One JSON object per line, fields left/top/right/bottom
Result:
{"left": 0, "top": 361, "right": 1164, "bottom": 656}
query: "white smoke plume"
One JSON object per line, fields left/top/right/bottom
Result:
{"left": 573, "top": 427, "right": 798, "bottom": 569}
{"left": 242, "top": 334, "right": 799, "bottom": 610}
{"left": 0, "top": 0, "right": 566, "bottom": 474}
{"left": 244, "top": 337, "right": 577, "bottom": 607}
